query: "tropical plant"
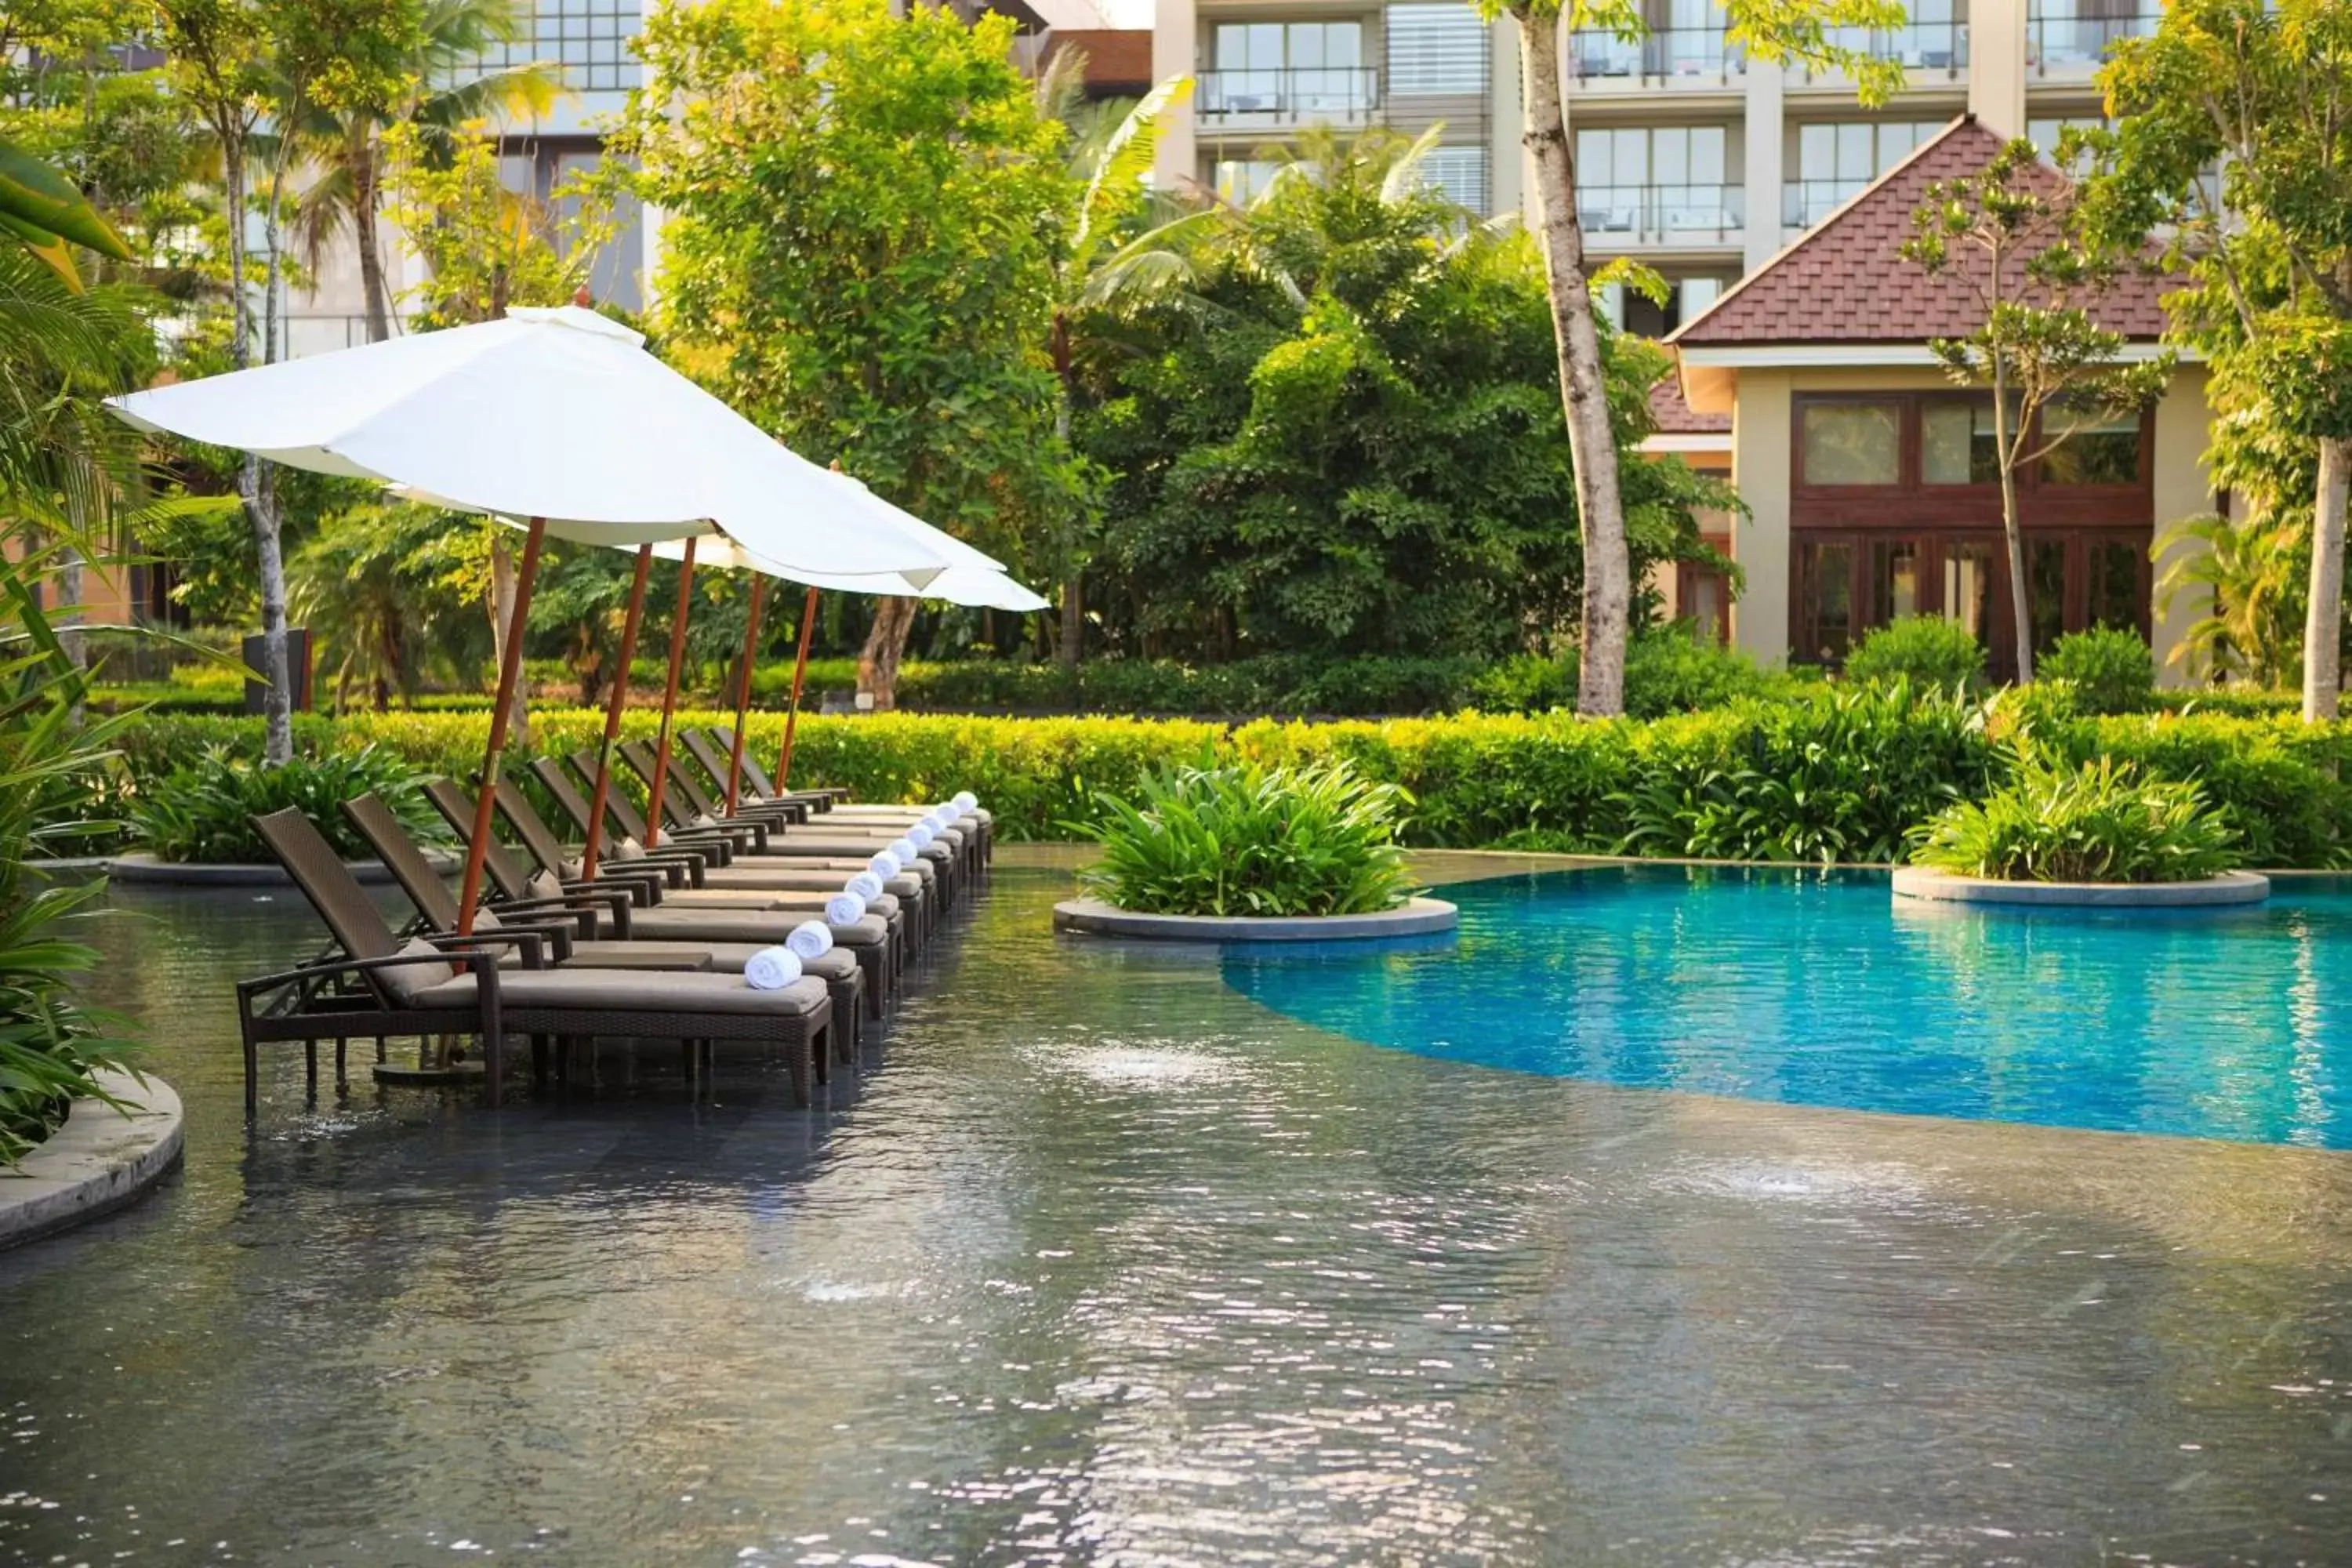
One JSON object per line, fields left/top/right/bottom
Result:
{"left": 1073, "top": 757, "right": 1418, "bottom": 916}
{"left": 1902, "top": 137, "right": 2174, "bottom": 684}
{"left": 1468, "top": 0, "right": 1901, "bottom": 716}
{"left": 129, "top": 742, "right": 447, "bottom": 863}
{"left": 2039, "top": 626, "right": 2156, "bottom": 713}
{"left": 288, "top": 500, "right": 482, "bottom": 711}
{"left": 2085, "top": 0, "right": 2352, "bottom": 720}
{"left": 0, "top": 134, "right": 132, "bottom": 289}
{"left": 1910, "top": 753, "right": 2241, "bottom": 882}
{"left": 1842, "top": 614, "right": 1989, "bottom": 693}
{"left": 605, "top": 0, "right": 1079, "bottom": 710}
{"left": 2154, "top": 511, "right": 2308, "bottom": 688}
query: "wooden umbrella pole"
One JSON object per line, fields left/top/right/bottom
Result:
{"left": 581, "top": 543, "right": 653, "bottom": 879}
{"left": 456, "top": 517, "right": 546, "bottom": 936}
{"left": 778, "top": 584, "right": 819, "bottom": 788}
{"left": 644, "top": 535, "right": 698, "bottom": 851}
{"left": 726, "top": 572, "right": 767, "bottom": 814}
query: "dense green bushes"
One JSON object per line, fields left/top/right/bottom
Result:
{"left": 1844, "top": 615, "right": 1989, "bottom": 693}
{"left": 129, "top": 745, "right": 447, "bottom": 865}
{"left": 1911, "top": 756, "right": 2240, "bottom": 883}
{"left": 107, "top": 692, "right": 2352, "bottom": 867}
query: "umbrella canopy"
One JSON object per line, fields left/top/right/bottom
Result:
{"left": 107, "top": 305, "right": 945, "bottom": 578}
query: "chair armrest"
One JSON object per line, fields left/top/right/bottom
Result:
{"left": 485, "top": 895, "right": 600, "bottom": 939}
{"left": 430, "top": 924, "right": 566, "bottom": 968}
{"left": 235, "top": 947, "right": 499, "bottom": 1007}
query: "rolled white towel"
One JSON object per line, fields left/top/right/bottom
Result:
{"left": 825, "top": 892, "right": 866, "bottom": 927}
{"left": 742, "top": 946, "right": 803, "bottom": 990}
{"left": 927, "top": 808, "right": 953, "bottom": 832}
{"left": 888, "top": 836, "right": 919, "bottom": 864}
{"left": 906, "top": 822, "right": 935, "bottom": 850}
{"left": 953, "top": 790, "right": 978, "bottom": 811}
{"left": 786, "top": 920, "right": 834, "bottom": 960}
{"left": 846, "top": 870, "right": 885, "bottom": 902}
{"left": 868, "top": 849, "right": 901, "bottom": 878}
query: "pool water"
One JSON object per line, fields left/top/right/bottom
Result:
{"left": 5, "top": 858, "right": 2352, "bottom": 1566}
{"left": 1227, "top": 866, "right": 2352, "bottom": 1149}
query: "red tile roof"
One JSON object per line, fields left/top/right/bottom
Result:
{"left": 1670, "top": 116, "right": 2176, "bottom": 349}
{"left": 1646, "top": 375, "right": 1730, "bottom": 434}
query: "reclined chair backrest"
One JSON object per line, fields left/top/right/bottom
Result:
{"left": 421, "top": 778, "right": 539, "bottom": 901}
{"left": 252, "top": 807, "right": 405, "bottom": 966}
{"left": 492, "top": 777, "right": 580, "bottom": 882}
{"left": 342, "top": 793, "right": 464, "bottom": 931}
{"left": 677, "top": 728, "right": 750, "bottom": 805}
{"left": 619, "top": 739, "right": 704, "bottom": 827}
{"left": 567, "top": 750, "right": 655, "bottom": 842}
{"left": 710, "top": 727, "right": 841, "bottom": 804}
{"left": 528, "top": 755, "right": 601, "bottom": 841}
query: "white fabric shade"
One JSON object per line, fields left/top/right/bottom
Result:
{"left": 107, "top": 306, "right": 949, "bottom": 579}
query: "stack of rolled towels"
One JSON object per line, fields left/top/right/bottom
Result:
{"left": 822, "top": 794, "right": 982, "bottom": 927}
{"left": 744, "top": 919, "right": 834, "bottom": 989}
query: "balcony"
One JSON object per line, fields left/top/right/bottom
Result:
{"left": 1196, "top": 67, "right": 1381, "bottom": 128}
{"left": 1578, "top": 183, "right": 1744, "bottom": 245}
{"left": 1789, "top": 20, "right": 1969, "bottom": 82}
{"left": 1568, "top": 27, "right": 1744, "bottom": 86}
{"left": 2029, "top": 6, "right": 2161, "bottom": 73}
{"left": 1782, "top": 177, "right": 1875, "bottom": 228}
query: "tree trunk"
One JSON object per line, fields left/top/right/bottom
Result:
{"left": 858, "top": 594, "right": 917, "bottom": 710}
{"left": 354, "top": 136, "right": 391, "bottom": 343}
{"left": 488, "top": 531, "right": 529, "bottom": 746}
{"left": 56, "top": 548, "right": 85, "bottom": 673}
{"left": 1053, "top": 319, "right": 1084, "bottom": 671}
{"left": 2302, "top": 434, "right": 2350, "bottom": 722}
{"left": 247, "top": 458, "right": 295, "bottom": 761}
{"left": 1993, "top": 362, "right": 2034, "bottom": 685}
{"left": 1514, "top": 4, "right": 1631, "bottom": 718}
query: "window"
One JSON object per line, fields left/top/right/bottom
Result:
{"left": 1576, "top": 125, "right": 1733, "bottom": 233}
{"left": 1212, "top": 159, "right": 1286, "bottom": 203}
{"left": 1614, "top": 274, "right": 1733, "bottom": 337}
{"left": 2027, "top": 115, "right": 2109, "bottom": 170}
{"left": 458, "top": 0, "right": 641, "bottom": 94}
{"left": 2041, "top": 408, "right": 2142, "bottom": 485}
{"left": 1798, "top": 541, "right": 1856, "bottom": 663}
{"left": 1387, "top": 4, "right": 1487, "bottom": 94}
{"left": 1922, "top": 399, "right": 2001, "bottom": 484}
{"left": 1210, "top": 20, "right": 1367, "bottom": 113}
{"left": 1786, "top": 120, "right": 1943, "bottom": 225}
{"left": 1869, "top": 539, "right": 1922, "bottom": 623}
{"left": 1415, "top": 146, "right": 1490, "bottom": 212}
{"left": 2029, "top": 539, "right": 2069, "bottom": 657}
{"left": 2086, "top": 539, "right": 2144, "bottom": 632}
{"left": 1944, "top": 541, "right": 1994, "bottom": 644}
{"left": 1800, "top": 401, "right": 1900, "bottom": 486}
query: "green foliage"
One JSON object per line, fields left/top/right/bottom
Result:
{"left": 2155, "top": 511, "right": 2312, "bottom": 688}
{"left": 128, "top": 742, "right": 445, "bottom": 864}
{"left": 1073, "top": 759, "right": 1417, "bottom": 917}
{"left": 2040, "top": 626, "right": 2156, "bottom": 713}
{"left": 1076, "top": 128, "right": 1738, "bottom": 661}
{"left": 1843, "top": 615, "right": 1990, "bottom": 693}
{"left": 1911, "top": 753, "right": 2241, "bottom": 882}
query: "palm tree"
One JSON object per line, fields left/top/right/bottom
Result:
{"left": 289, "top": 0, "right": 563, "bottom": 344}
{"left": 1037, "top": 59, "right": 1212, "bottom": 668}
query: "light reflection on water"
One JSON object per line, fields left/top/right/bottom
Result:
{"left": 0, "top": 864, "right": 2347, "bottom": 1566}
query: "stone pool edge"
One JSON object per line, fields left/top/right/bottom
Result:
{"left": 1054, "top": 896, "right": 1460, "bottom": 942}
{"left": 0, "top": 1069, "right": 184, "bottom": 1253}
{"left": 1891, "top": 866, "right": 2272, "bottom": 907}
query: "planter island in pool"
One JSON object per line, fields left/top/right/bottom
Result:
{"left": 1891, "top": 866, "right": 2271, "bottom": 908}
{"left": 1053, "top": 896, "right": 1459, "bottom": 942}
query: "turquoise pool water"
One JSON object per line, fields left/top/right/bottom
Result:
{"left": 1224, "top": 866, "right": 2352, "bottom": 1149}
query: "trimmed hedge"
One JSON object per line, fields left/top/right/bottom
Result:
{"left": 109, "top": 691, "right": 2352, "bottom": 867}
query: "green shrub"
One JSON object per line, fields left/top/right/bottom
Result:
{"left": 1843, "top": 615, "right": 1988, "bottom": 694}
{"left": 1074, "top": 759, "right": 1417, "bottom": 916}
{"left": 129, "top": 743, "right": 448, "bottom": 865}
{"left": 2041, "top": 627, "right": 2155, "bottom": 713}
{"left": 1911, "top": 754, "right": 2241, "bottom": 882}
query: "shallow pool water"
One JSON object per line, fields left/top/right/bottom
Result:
{"left": 4, "top": 858, "right": 2352, "bottom": 1566}
{"left": 1225, "top": 865, "right": 2352, "bottom": 1149}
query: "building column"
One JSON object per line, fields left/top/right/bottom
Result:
{"left": 2150, "top": 368, "right": 2216, "bottom": 688}
{"left": 1152, "top": 0, "right": 1197, "bottom": 191}
{"left": 1490, "top": 15, "right": 1523, "bottom": 219}
{"left": 1730, "top": 368, "right": 1792, "bottom": 665}
{"left": 1967, "top": 0, "right": 2029, "bottom": 139}
{"left": 1741, "top": 64, "right": 1784, "bottom": 274}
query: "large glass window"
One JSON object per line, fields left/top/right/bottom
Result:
{"left": 1922, "top": 400, "right": 2001, "bottom": 484}
{"left": 2086, "top": 539, "right": 2144, "bottom": 632}
{"left": 1944, "top": 541, "right": 1994, "bottom": 645}
{"left": 1211, "top": 158, "right": 1286, "bottom": 204}
{"left": 2041, "top": 408, "right": 2142, "bottom": 485}
{"left": 1798, "top": 541, "right": 1856, "bottom": 664}
{"left": 1800, "top": 401, "right": 1900, "bottom": 486}
{"left": 2029, "top": 539, "right": 2069, "bottom": 658}
{"left": 1576, "top": 125, "right": 1732, "bottom": 233}
{"left": 1210, "top": 20, "right": 1367, "bottom": 114}
{"left": 1786, "top": 120, "right": 1943, "bottom": 225}
{"left": 1868, "top": 539, "right": 1922, "bottom": 623}
{"left": 459, "top": 0, "right": 640, "bottom": 93}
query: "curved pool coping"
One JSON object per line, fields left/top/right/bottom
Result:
{"left": 0, "top": 1069, "right": 183, "bottom": 1252}
{"left": 1891, "top": 866, "right": 2272, "bottom": 907}
{"left": 1054, "top": 896, "right": 1460, "bottom": 942}
{"left": 107, "top": 850, "right": 452, "bottom": 887}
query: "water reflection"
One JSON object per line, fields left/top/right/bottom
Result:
{"left": 1, "top": 863, "right": 2350, "bottom": 1565}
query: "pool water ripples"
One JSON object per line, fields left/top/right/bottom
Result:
{"left": 0, "top": 863, "right": 2349, "bottom": 1563}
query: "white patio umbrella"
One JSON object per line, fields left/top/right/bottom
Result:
{"left": 106, "top": 302, "right": 956, "bottom": 931}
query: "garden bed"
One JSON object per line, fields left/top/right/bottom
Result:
{"left": 1891, "top": 867, "right": 2271, "bottom": 907}
{"left": 1052, "top": 896, "right": 1459, "bottom": 942}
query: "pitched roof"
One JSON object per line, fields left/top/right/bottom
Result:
{"left": 1646, "top": 375, "right": 1730, "bottom": 434}
{"left": 1669, "top": 116, "right": 2176, "bottom": 349}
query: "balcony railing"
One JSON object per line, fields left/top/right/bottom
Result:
{"left": 1782, "top": 177, "right": 1875, "bottom": 227}
{"left": 1568, "top": 27, "right": 1744, "bottom": 84}
{"left": 1196, "top": 67, "right": 1381, "bottom": 125}
{"left": 2029, "top": 7, "right": 2161, "bottom": 71}
{"left": 1791, "top": 20, "right": 1969, "bottom": 78}
{"left": 1577, "top": 183, "right": 1745, "bottom": 243}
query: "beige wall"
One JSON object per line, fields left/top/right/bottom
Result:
{"left": 1966, "top": 0, "right": 2031, "bottom": 140}
{"left": 2151, "top": 365, "right": 2219, "bottom": 688}
{"left": 1152, "top": 0, "right": 1197, "bottom": 190}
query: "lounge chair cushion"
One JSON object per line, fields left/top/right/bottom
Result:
{"left": 568, "top": 942, "right": 858, "bottom": 985}
{"left": 631, "top": 909, "right": 889, "bottom": 948}
{"left": 380, "top": 937, "right": 455, "bottom": 1003}
{"left": 407, "top": 967, "right": 829, "bottom": 1016}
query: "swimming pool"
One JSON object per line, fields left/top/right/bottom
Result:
{"left": 1225, "top": 865, "right": 2352, "bottom": 1149}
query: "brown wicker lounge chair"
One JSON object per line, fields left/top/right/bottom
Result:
{"left": 340, "top": 793, "right": 866, "bottom": 1062}
{"left": 244, "top": 808, "right": 833, "bottom": 1109}
{"left": 420, "top": 778, "right": 899, "bottom": 1018}
{"left": 679, "top": 728, "right": 981, "bottom": 883}
{"left": 704, "top": 725, "right": 993, "bottom": 874}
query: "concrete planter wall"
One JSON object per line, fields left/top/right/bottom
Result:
{"left": 1892, "top": 866, "right": 2271, "bottom": 908}
{"left": 107, "top": 850, "right": 454, "bottom": 887}
{"left": 0, "top": 1070, "right": 183, "bottom": 1252}
{"left": 1054, "top": 896, "right": 1459, "bottom": 942}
